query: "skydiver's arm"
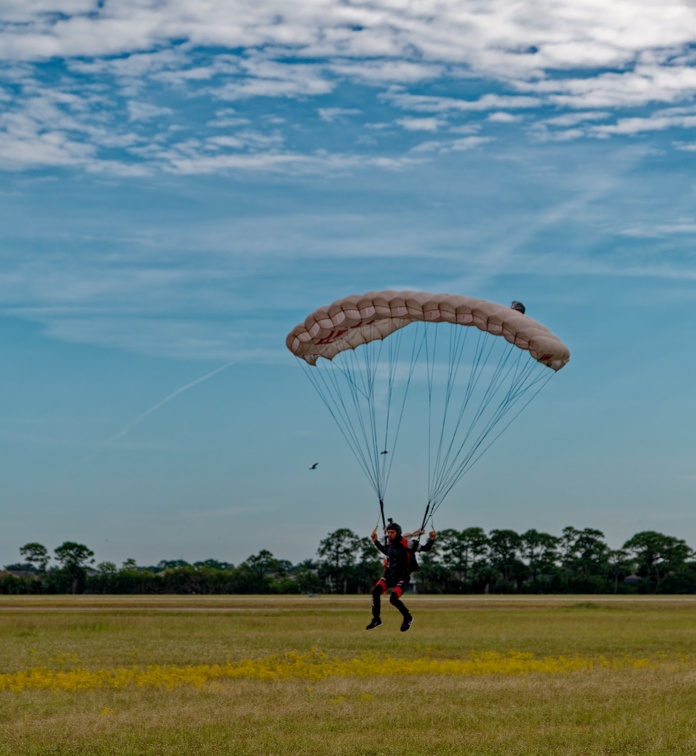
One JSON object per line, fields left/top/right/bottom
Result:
{"left": 416, "top": 531, "right": 437, "bottom": 553}
{"left": 373, "top": 541, "right": 387, "bottom": 555}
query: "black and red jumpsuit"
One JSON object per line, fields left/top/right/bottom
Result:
{"left": 371, "top": 535, "right": 434, "bottom": 620}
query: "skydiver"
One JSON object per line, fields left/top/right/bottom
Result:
{"left": 366, "top": 521, "right": 436, "bottom": 632}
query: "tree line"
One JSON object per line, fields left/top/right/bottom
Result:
{"left": 1, "top": 526, "right": 695, "bottom": 595}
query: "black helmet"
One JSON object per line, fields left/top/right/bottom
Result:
{"left": 510, "top": 300, "right": 526, "bottom": 314}
{"left": 386, "top": 519, "right": 402, "bottom": 536}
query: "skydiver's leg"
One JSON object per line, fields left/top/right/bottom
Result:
{"left": 389, "top": 580, "right": 411, "bottom": 618}
{"left": 372, "top": 579, "right": 387, "bottom": 619}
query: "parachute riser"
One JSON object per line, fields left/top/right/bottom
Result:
{"left": 379, "top": 499, "right": 388, "bottom": 547}
{"left": 419, "top": 503, "right": 431, "bottom": 541}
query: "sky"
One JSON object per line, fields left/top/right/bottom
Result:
{"left": 2, "top": 0, "right": 696, "bottom": 568}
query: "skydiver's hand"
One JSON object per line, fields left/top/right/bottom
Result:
{"left": 429, "top": 530, "right": 437, "bottom": 540}
{"left": 371, "top": 529, "right": 378, "bottom": 542}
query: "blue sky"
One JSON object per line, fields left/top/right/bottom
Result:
{"left": 2, "top": 0, "right": 696, "bottom": 568}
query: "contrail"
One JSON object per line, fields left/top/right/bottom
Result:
{"left": 82, "top": 360, "right": 238, "bottom": 462}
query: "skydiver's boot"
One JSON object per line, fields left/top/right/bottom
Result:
{"left": 400, "top": 614, "right": 413, "bottom": 632}
{"left": 366, "top": 618, "right": 383, "bottom": 630}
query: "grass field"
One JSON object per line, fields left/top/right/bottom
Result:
{"left": 1, "top": 595, "right": 695, "bottom": 755}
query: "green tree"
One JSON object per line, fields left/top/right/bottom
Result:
{"left": 559, "top": 527, "right": 610, "bottom": 591}
{"left": 520, "top": 529, "right": 560, "bottom": 587}
{"left": 19, "top": 543, "right": 50, "bottom": 573}
{"left": 157, "top": 559, "right": 191, "bottom": 570}
{"left": 88, "top": 561, "right": 118, "bottom": 594}
{"left": 53, "top": 542, "right": 95, "bottom": 594}
{"left": 291, "top": 559, "right": 323, "bottom": 594}
{"left": 230, "top": 550, "right": 286, "bottom": 593}
{"left": 194, "top": 559, "right": 234, "bottom": 570}
{"left": 623, "top": 531, "right": 693, "bottom": 591}
{"left": 317, "top": 529, "right": 361, "bottom": 594}
{"left": 438, "top": 528, "right": 489, "bottom": 591}
{"left": 352, "top": 536, "right": 383, "bottom": 592}
{"left": 607, "top": 548, "right": 630, "bottom": 593}
{"left": 488, "top": 529, "right": 523, "bottom": 590}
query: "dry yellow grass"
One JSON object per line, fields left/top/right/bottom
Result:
{"left": 1, "top": 595, "right": 695, "bottom": 754}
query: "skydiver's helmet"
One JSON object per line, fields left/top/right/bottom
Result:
{"left": 510, "top": 301, "right": 526, "bottom": 315}
{"left": 386, "top": 519, "right": 402, "bottom": 538}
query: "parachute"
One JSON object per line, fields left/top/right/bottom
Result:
{"left": 286, "top": 291, "right": 569, "bottom": 531}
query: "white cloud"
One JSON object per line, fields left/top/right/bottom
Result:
{"left": 397, "top": 117, "right": 442, "bottom": 132}
{"left": 411, "top": 135, "right": 492, "bottom": 153}
{"left": 521, "top": 64, "right": 696, "bottom": 109}
{"left": 206, "top": 135, "right": 245, "bottom": 149}
{"left": 3, "top": 1, "right": 696, "bottom": 175}
{"left": 539, "top": 111, "right": 612, "bottom": 127}
{"left": 318, "top": 107, "right": 361, "bottom": 122}
{"left": 0, "top": 129, "right": 95, "bottom": 169}
{"left": 207, "top": 108, "right": 251, "bottom": 128}
{"left": 385, "top": 89, "right": 543, "bottom": 114}
{"left": 618, "top": 222, "right": 696, "bottom": 238}
{"left": 532, "top": 127, "right": 586, "bottom": 142}
{"left": 0, "top": 1, "right": 694, "bottom": 83}
{"left": 211, "top": 60, "right": 334, "bottom": 100}
{"left": 329, "top": 60, "right": 444, "bottom": 84}
{"left": 127, "top": 101, "right": 173, "bottom": 122}
{"left": 590, "top": 112, "right": 696, "bottom": 136}
{"left": 487, "top": 112, "right": 524, "bottom": 123}
{"left": 39, "top": 316, "right": 263, "bottom": 361}
{"left": 162, "top": 149, "right": 420, "bottom": 176}
{"left": 450, "top": 136, "right": 494, "bottom": 151}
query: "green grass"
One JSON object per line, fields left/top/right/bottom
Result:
{"left": 1, "top": 595, "right": 695, "bottom": 754}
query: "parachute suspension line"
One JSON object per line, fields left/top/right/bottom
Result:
{"left": 301, "top": 359, "right": 379, "bottom": 492}
{"left": 379, "top": 326, "right": 422, "bottom": 499}
{"left": 427, "top": 344, "right": 554, "bottom": 517}
{"left": 424, "top": 322, "right": 436, "bottom": 513}
{"left": 341, "top": 342, "right": 385, "bottom": 499}
{"left": 300, "top": 325, "right": 426, "bottom": 508}
{"left": 429, "top": 321, "right": 470, "bottom": 509}
{"left": 357, "top": 341, "right": 382, "bottom": 496}
{"left": 380, "top": 330, "right": 401, "bottom": 494}
{"left": 357, "top": 333, "right": 403, "bottom": 501}
{"left": 429, "top": 368, "right": 553, "bottom": 515}
{"left": 428, "top": 338, "right": 521, "bottom": 512}
{"left": 425, "top": 325, "right": 491, "bottom": 510}
{"left": 421, "top": 320, "right": 469, "bottom": 532}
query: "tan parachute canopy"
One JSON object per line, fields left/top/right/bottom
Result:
{"left": 286, "top": 291, "right": 570, "bottom": 371}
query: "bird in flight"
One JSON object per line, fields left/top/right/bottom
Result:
{"left": 309, "top": 462, "right": 319, "bottom": 470}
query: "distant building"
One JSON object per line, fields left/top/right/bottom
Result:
{"left": 0, "top": 569, "right": 37, "bottom": 579}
